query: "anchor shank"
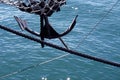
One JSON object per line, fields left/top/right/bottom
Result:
{"left": 40, "top": 15, "right": 44, "bottom": 47}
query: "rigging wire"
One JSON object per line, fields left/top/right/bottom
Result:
{"left": 0, "top": 53, "right": 69, "bottom": 79}
{"left": 75, "top": 0, "right": 120, "bottom": 48}
{"left": 0, "top": 0, "right": 120, "bottom": 79}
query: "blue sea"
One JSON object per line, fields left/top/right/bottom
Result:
{"left": 0, "top": 0, "right": 120, "bottom": 80}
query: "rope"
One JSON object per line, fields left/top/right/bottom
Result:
{"left": 75, "top": 0, "right": 120, "bottom": 48}
{"left": 0, "top": 0, "right": 120, "bottom": 79}
{"left": 0, "top": 25, "right": 120, "bottom": 67}
{"left": 0, "top": 23, "right": 70, "bottom": 79}
{"left": 1, "top": 20, "right": 120, "bottom": 78}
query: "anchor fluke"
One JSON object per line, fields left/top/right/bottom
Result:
{"left": 56, "top": 15, "right": 78, "bottom": 38}
{"left": 40, "top": 15, "right": 78, "bottom": 39}
{"left": 14, "top": 15, "right": 78, "bottom": 39}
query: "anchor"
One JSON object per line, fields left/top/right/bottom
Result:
{"left": 0, "top": 0, "right": 120, "bottom": 69}
{"left": 14, "top": 0, "right": 78, "bottom": 48}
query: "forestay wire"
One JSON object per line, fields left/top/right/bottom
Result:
{"left": 0, "top": 53, "right": 69, "bottom": 79}
{"left": 75, "top": 0, "right": 120, "bottom": 48}
{"left": 0, "top": 24, "right": 120, "bottom": 80}
{"left": 0, "top": 0, "right": 120, "bottom": 79}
